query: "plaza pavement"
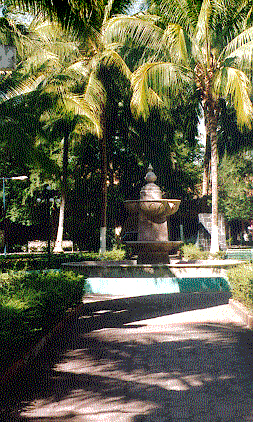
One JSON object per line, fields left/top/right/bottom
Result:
{"left": 2, "top": 291, "right": 253, "bottom": 422}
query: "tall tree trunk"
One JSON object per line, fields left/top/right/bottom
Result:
{"left": 202, "top": 134, "right": 211, "bottom": 196}
{"left": 210, "top": 128, "right": 219, "bottom": 253}
{"left": 54, "top": 134, "right": 69, "bottom": 253}
{"left": 205, "top": 105, "right": 219, "bottom": 253}
{"left": 99, "top": 120, "right": 107, "bottom": 253}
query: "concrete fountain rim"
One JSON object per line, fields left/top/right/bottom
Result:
{"left": 62, "top": 259, "right": 246, "bottom": 269}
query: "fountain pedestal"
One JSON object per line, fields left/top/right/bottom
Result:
{"left": 124, "top": 165, "right": 182, "bottom": 264}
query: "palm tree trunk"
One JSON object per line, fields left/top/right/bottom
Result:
{"left": 54, "top": 134, "right": 69, "bottom": 253}
{"left": 99, "top": 122, "right": 107, "bottom": 254}
{"left": 202, "top": 134, "right": 211, "bottom": 196}
{"left": 54, "top": 194, "right": 66, "bottom": 252}
{"left": 205, "top": 105, "right": 219, "bottom": 253}
{"left": 210, "top": 129, "right": 219, "bottom": 253}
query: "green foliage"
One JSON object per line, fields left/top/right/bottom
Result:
{"left": 211, "top": 250, "right": 226, "bottom": 260}
{"left": 99, "top": 246, "right": 126, "bottom": 261}
{"left": 180, "top": 243, "right": 226, "bottom": 260}
{"left": 180, "top": 243, "right": 209, "bottom": 261}
{"left": 0, "top": 252, "right": 94, "bottom": 271}
{"left": 227, "top": 264, "right": 253, "bottom": 310}
{"left": 218, "top": 153, "right": 253, "bottom": 221}
{"left": 0, "top": 250, "right": 127, "bottom": 273}
{"left": 0, "top": 269, "right": 86, "bottom": 374}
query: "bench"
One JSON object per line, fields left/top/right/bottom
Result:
{"left": 28, "top": 240, "right": 74, "bottom": 253}
{"left": 225, "top": 248, "right": 253, "bottom": 262}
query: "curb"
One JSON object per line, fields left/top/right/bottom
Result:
{"left": 0, "top": 302, "right": 85, "bottom": 389}
{"left": 229, "top": 298, "right": 253, "bottom": 329}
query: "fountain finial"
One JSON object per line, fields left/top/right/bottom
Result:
{"left": 145, "top": 164, "right": 157, "bottom": 183}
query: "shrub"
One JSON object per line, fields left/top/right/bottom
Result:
{"left": 227, "top": 264, "right": 253, "bottom": 310}
{"left": 180, "top": 244, "right": 209, "bottom": 261}
{"left": 211, "top": 250, "right": 226, "bottom": 260}
{"left": 0, "top": 270, "right": 86, "bottom": 374}
{"left": 99, "top": 246, "right": 126, "bottom": 261}
{"left": 0, "top": 253, "right": 81, "bottom": 272}
{"left": 0, "top": 249, "right": 127, "bottom": 272}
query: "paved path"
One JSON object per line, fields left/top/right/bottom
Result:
{"left": 3, "top": 292, "right": 253, "bottom": 422}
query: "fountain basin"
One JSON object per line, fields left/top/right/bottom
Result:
{"left": 124, "top": 199, "right": 181, "bottom": 217}
{"left": 62, "top": 259, "right": 244, "bottom": 279}
{"left": 125, "top": 240, "right": 183, "bottom": 263}
{"left": 62, "top": 259, "right": 245, "bottom": 297}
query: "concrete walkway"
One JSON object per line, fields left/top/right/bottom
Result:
{"left": 3, "top": 292, "right": 253, "bottom": 422}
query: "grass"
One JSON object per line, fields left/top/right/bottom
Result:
{"left": 0, "top": 269, "right": 86, "bottom": 376}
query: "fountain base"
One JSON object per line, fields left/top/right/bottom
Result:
{"left": 125, "top": 240, "right": 183, "bottom": 264}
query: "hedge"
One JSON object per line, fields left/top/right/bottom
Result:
{"left": 0, "top": 269, "right": 86, "bottom": 375}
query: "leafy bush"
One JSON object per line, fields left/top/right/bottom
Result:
{"left": 0, "top": 252, "right": 89, "bottom": 272}
{"left": 0, "top": 270, "right": 86, "bottom": 374}
{"left": 211, "top": 250, "right": 226, "bottom": 260}
{"left": 0, "top": 249, "right": 127, "bottom": 272}
{"left": 227, "top": 264, "right": 253, "bottom": 310}
{"left": 180, "top": 244, "right": 209, "bottom": 261}
{"left": 99, "top": 247, "right": 126, "bottom": 261}
{"left": 180, "top": 244, "right": 226, "bottom": 261}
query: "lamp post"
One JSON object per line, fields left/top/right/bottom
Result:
{"left": 1, "top": 175, "right": 28, "bottom": 255}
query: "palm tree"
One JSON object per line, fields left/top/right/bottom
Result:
{"left": 104, "top": 0, "right": 253, "bottom": 253}
{"left": 74, "top": 51, "right": 131, "bottom": 252}
{"left": 3, "top": 0, "right": 134, "bottom": 253}
{"left": 0, "top": 14, "right": 86, "bottom": 251}
{"left": 0, "top": 5, "right": 133, "bottom": 252}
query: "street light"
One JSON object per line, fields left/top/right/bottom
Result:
{"left": 1, "top": 175, "right": 28, "bottom": 255}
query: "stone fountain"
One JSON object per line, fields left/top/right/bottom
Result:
{"left": 124, "top": 165, "right": 182, "bottom": 264}
{"left": 62, "top": 164, "right": 243, "bottom": 296}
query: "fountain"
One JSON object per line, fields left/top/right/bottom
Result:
{"left": 124, "top": 164, "right": 182, "bottom": 263}
{"left": 62, "top": 165, "right": 244, "bottom": 296}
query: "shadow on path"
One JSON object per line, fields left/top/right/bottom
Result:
{"left": 2, "top": 291, "right": 253, "bottom": 422}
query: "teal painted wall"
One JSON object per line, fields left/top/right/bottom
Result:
{"left": 86, "top": 277, "right": 230, "bottom": 296}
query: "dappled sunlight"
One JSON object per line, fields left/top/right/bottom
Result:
{"left": 19, "top": 320, "right": 253, "bottom": 421}
{"left": 4, "top": 294, "right": 253, "bottom": 422}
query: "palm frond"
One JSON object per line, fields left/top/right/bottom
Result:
{"left": 163, "top": 23, "right": 190, "bottom": 65}
{"left": 208, "top": 0, "right": 253, "bottom": 37}
{"left": 131, "top": 61, "right": 193, "bottom": 120}
{"left": 0, "top": 0, "right": 102, "bottom": 30}
{"left": 99, "top": 49, "right": 132, "bottom": 79}
{"left": 221, "top": 40, "right": 253, "bottom": 78}
{"left": 0, "top": 74, "right": 45, "bottom": 102}
{"left": 194, "top": 0, "right": 211, "bottom": 51}
{"left": 62, "top": 60, "right": 90, "bottom": 82}
{"left": 160, "top": 0, "right": 201, "bottom": 35}
{"left": 83, "top": 70, "right": 107, "bottom": 137}
{"left": 220, "top": 26, "right": 253, "bottom": 59}
{"left": 213, "top": 66, "right": 253, "bottom": 129}
{"left": 103, "top": 15, "right": 164, "bottom": 56}
{"left": 73, "top": 113, "right": 103, "bottom": 138}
